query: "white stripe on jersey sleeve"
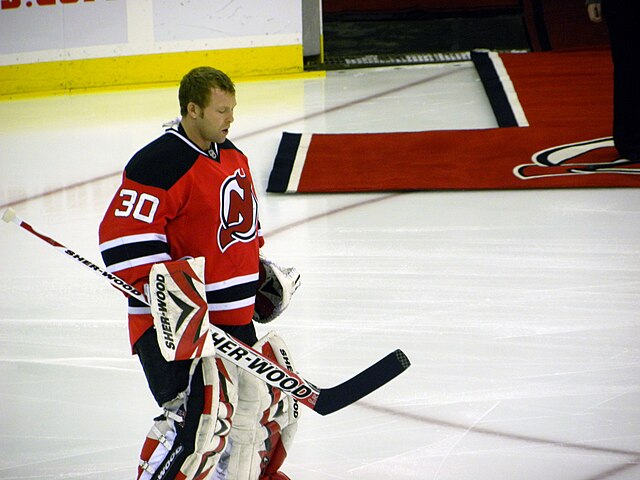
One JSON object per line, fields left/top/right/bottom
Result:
{"left": 205, "top": 272, "right": 260, "bottom": 291}
{"left": 107, "top": 252, "right": 172, "bottom": 273}
{"left": 128, "top": 306, "right": 152, "bottom": 315}
{"left": 208, "top": 296, "right": 256, "bottom": 312}
{"left": 99, "top": 233, "right": 168, "bottom": 252}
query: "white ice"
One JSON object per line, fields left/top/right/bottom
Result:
{"left": 1, "top": 62, "right": 639, "bottom": 480}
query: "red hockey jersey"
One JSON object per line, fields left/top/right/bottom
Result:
{"left": 99, "top": 126, "right": 264, "bottom": 349}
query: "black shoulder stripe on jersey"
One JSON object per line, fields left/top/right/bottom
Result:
{"left": 101, "top": 240, "right": 170, "bottom": 270}
{"left": 128, "top": 296, "right": 148, "bottom": 308}
{"left": 219, "top": 138, "right": 244, "bottom": 155}
{"left": 125, "top": 132, "right": 200, "bottom": 190}
{"left": 206, "top": 280, "right": 259, "bottom": 305}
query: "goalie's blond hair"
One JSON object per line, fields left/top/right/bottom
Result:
{"left": 179, "top": 67, "right": 236, "bottom": 116}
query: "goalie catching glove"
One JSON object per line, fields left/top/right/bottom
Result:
{"left": 253, "top": 257, "right": 301, "bottom": 324}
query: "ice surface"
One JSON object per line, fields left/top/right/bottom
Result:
{"left": 1, "top": 63, "right": 639, "bottom": 479}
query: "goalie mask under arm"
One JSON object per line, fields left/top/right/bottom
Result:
{"left": 253, "top": 256, "right": 301, "bottom": 324}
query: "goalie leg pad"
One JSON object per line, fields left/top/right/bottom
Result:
{"left": 221, "top": 332, "right": 300, "bottom": 480}
{"left": 137, "top": 393, "right": 185, "bottom": 480}
{"left": 138, "top": 356, "right": 238, "bottom": 480}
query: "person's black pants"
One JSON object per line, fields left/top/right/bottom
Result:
{"left": 603, "top": 0, "right": 640, "bottom": 161}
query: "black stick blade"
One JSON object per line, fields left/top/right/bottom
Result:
{"left": 312, "top": 349, "right": 411, "bottom": 416}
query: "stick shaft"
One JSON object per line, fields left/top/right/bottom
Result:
{"left": 3, "top": 207, "right": 410, "bottom": 415}
{"left": 3, "top": 208, "right": 323, "bottom": 410}
{"left": 11, "top": 212, "right": 148, "bottom": 304}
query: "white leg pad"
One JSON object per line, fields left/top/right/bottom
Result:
{"left": 138, "top": 357, "right": 238, "bottom": 480}
{"left": 178, "top": 357, "right": 237, "bottom": 479}
{"left": 219, "top": 331, "right": 300, "bottom": 480}
{"left": 138, "top": 391, "right": 188, "bottom": 480}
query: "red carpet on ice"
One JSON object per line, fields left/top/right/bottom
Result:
{"left": 267, "top": 49, "right": 640, "bottom": 193}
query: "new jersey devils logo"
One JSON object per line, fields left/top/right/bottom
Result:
{"left": 514, "top": 137, "right": 640, "bottom": 179}
{"left": 218, "top": 168, "right": 259, "bottom": 252}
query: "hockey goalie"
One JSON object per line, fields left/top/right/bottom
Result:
{"left": 98, "top": 66, "right": 301, "bottom": 480}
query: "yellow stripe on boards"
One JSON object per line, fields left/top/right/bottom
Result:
{"left": 0, "top": 44, "right": 303, "bottom": 99}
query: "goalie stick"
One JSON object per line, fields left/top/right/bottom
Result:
{"left": 2, "top": 207, "right": 411, "bottom": 415}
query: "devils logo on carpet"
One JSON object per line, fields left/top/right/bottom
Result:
{"left": 515, "top": 137, "right": 640, "bottom": 180}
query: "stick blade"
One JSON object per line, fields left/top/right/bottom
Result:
{"left": 312, "top": 349, "right": 411, "bottom": 416}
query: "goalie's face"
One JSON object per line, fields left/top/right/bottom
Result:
{"left": 187, "top": 87, "right": 236, "bottom": 148}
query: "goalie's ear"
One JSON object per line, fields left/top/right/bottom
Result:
{"left": 253, "top": 257, "right": 301, "bottom": 324}
{"left": 149, "top": 257, "right": 215, "bottom": 361}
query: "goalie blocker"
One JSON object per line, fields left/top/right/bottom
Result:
{"left": 149, "top": 257, "right": 216, "bottom": 361}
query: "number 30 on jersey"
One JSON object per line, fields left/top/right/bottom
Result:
{"left": 114, "top": 189, "right": 160, "bottom": 224}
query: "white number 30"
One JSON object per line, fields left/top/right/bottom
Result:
{"left": 114, "top": 189, "right": 160, "bottom": 224}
